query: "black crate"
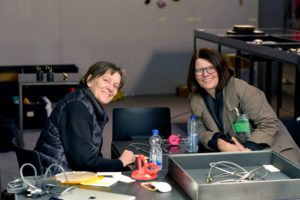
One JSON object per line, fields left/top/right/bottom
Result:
{"left": 13, "top": 96, "right": 47, "bottom": 129}
{"left": 23, "top": 102, "right": 47, "bottom": 129}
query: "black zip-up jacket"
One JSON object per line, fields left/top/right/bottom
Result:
{"left": 34, "top": 87, "right": 123, "bottom": 174}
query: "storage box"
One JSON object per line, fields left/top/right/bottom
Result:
{"left": 13, "top": 96, "right": 47, "bottom": 129}
{"left": 168, "top": 151, "right": 300, "bottom": 200}
{"left": 23, "top": 102, "right": 47, "bottom": 129}
{"left": 223, "top": 53, "right": 249, "bottom": 70}
{"left": 24, "top": 96, "right": 47, "bottom": 128}
{"left": 176, "top": 86, "right": 189, "bottom": 97}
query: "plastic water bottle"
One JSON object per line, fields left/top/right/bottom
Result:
{"left": 187, "top": 115, "right": 199, "bottom": 153}
{"left": 149, "top": 129, "right": 163, "bottom": 170}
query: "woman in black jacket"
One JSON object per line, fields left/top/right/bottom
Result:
{"left": 35, "top": 61, "right": 136, "bottom": 173}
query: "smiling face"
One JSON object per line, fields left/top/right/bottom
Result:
{"left": 195, "top": 58, "right": 219, "bottom": 98}
{"left": 87, "top": 70, "right": 121, "bottom": 105}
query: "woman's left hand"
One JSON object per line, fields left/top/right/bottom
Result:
{"left": 231, "top": 137, "right": 251, "bottom": 152}
{"left": 217, "top": 137, "right": 251, "bottom": 152}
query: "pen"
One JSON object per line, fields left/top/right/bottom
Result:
{"left": 97, "top": 175, "right": 114, "bottom": 178}
{"left": 102, "top": 175, "right": 113, "bottom": 178}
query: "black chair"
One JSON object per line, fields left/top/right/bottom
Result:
{"left": 281, "top": 119, "right": 300, "bottom": 147}
{"left": 112, "top": 107, "right": 171, "bottom": 141}
{"left": 11, "top": 137, "right": 43, "bottom": 176}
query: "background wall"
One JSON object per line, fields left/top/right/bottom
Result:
{"left": 0, "top": 0, "right": 258, "bottom": 95}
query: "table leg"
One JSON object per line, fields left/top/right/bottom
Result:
{"left": 265, "top": 60, "right": 272, "bottom": 104}
{"left": 235, "top": 50, "right": 241, "bottom": 79}
{"left": 18, "top": 83, "right": 24, "bottom": 148}
{"left": 249, "top": 54, "right": 254, "bottom": 85}
{"left": 277, "top": 63, "right": 282, "bottom": 117}
{"left": 295, "top": 63, "right": 300, "bottom": 118}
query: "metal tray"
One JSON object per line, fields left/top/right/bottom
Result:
{"left": 168, "top": 151, "right": 300, "bottom": 200}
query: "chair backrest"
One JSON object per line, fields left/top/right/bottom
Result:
{"left": 11, "top": 137, "right": 43, "bottom": 176}
{"left": 281, "top": 119, "right": 300, "bottom": 147}
{"left": 112, "top": 107, "right": 171, "bottom": 141}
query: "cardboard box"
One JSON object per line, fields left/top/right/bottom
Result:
{"left": 177, "top": 86, "right": 189, "bottom": 97}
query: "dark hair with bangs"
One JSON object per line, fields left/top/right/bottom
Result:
{"left": 79, "top": 61, "right": 125, "bottom": 89}
{"left": 187, "top": 48, "right": 234, "bottom": 95}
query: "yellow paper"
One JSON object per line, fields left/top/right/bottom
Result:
{"left": 81, "top": 175, "right": 119, "bottom": 187}
{"left": 55, "top": 171, "right": 97, "bottom": 184}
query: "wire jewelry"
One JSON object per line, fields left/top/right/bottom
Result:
{"left": 206, "top": 161, "right": 268, "bottom": 184}
{"left": 7, "top": 163, "right": 75, "bottom": 198}
{"left": 141, "top": 182, "right": 157, "bottom": 191}
{"left": 128, "top": 142, "right": 169, "bottom": 155}
{"left": 129, "top": 143, "right": 150, "bottom": 154}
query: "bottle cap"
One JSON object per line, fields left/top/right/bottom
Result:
{"left": 190, "top": 115, "right": 196, "bottom": 119}
{"left": 152, "top": 129, "right": 159, "bottom": 134}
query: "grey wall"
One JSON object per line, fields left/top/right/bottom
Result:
{"left": 0, "top": 0, "right": 258, "bottom": 95}
{"left": 258, "top": 0, "right": 284, "bottom": 28}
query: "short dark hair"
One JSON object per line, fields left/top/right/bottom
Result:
{"left": 79, "top": 61, "right": 125, "bottom": 89}
{"left": 187, "top": 48, "right": 234, "bottom": 95}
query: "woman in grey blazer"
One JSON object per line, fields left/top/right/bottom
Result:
{"left": 187, "top": 48, "right": 300, "bottom": 165}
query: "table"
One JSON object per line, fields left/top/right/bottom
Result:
{"left": 194, "top": 28, "right": 300, "bottom": 118}
{"left": 15, "top": 140, "right": 191, "bottom": 200}
{"left": 14, "top": 170, "right": 191, "bottom": 200}
{"left": 18, "top": 73, "right": 81, "bottom": 147}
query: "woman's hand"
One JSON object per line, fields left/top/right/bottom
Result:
{"left": 118, "top": 149, "right": 136, "bottom": 167}
{"left": 217, "top": 137, "right": 251, "bottom": 152}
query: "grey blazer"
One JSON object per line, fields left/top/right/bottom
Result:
{"left": 189, "top": 78, "right": 300, "bottom": 165}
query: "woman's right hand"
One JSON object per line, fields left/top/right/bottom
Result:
{"left": 118, "top": 149, "right": 136, "bottom": 167}
{"left": 217, "top": 137, "right": 250, "bottom": 152}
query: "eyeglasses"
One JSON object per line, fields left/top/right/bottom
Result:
{"left": 195, "top": 66, "right": 216, "bottom": 76}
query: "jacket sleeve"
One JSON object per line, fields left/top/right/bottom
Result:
{"left": 60, "top": 101, "right": 123, "bottom": 172}
{"left": 235, "top": 80, "right": 279, "bottom": 146}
